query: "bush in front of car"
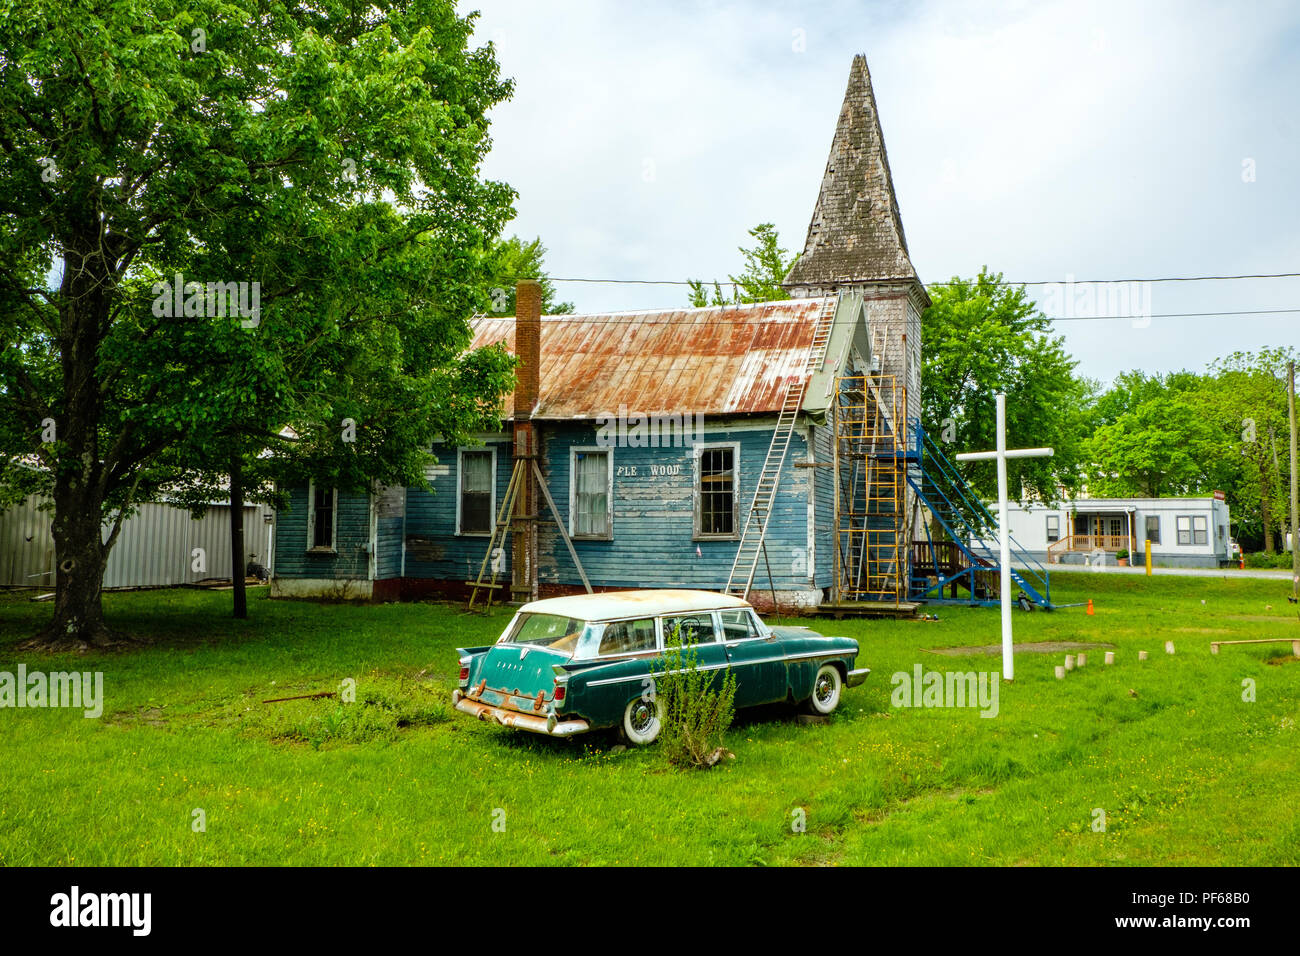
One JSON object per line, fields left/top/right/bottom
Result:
{"left": 651, "top": 626, "right": 737, "bottom": 769}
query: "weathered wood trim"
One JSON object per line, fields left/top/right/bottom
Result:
{"left": 691, "top": 440, "right": 742, "bottom": 541}
{"left": 455, "top": 445, "right": 497, "bottom": 537}
{"left": 804, "top": 424, "right": 816, "bottom": 586}
{"left": 305, "top": 480, "right": 338, "bottom": 552}
{"left": 568, "top": 445, "right": 614, "bottom": 540}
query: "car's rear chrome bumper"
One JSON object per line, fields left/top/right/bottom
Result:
{"left": 452, "top": 690, "right": 591, "bottom": 737}
{"left": 846, "top": 667, "right": 870, "bottom": 687}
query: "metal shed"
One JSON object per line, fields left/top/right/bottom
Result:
{"left": 0, "top": 494, "right": 275, "bottom": 589}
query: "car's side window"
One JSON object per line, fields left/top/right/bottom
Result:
{"left": 662, "top": 614, "right": 718, "bottom": 647}
{"left": 720, "top": 608, "right": 760, "bottom": 641}
{"left": 598, "top": 618, "right": 657, "bottom": 656}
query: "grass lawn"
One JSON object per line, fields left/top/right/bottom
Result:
{"left": 1, "top": 571, "right": 1297, "bottom": 866}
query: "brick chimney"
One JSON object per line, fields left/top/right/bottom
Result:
{"left": 514, "top": 279, "right": 541, "bottom": 420}
{"left": 511, "top": 280, "right": 541, "bottom": 603}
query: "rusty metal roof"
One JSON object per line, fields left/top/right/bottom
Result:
{"left": 469, "top": 297, "right": 834, "bottom": 419}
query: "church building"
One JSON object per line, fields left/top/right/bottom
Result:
{"left": 270, "top": 55, "right": 1044, "bottom": 612}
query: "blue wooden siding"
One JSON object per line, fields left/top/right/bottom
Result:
{"left": 811, "top": 422, "right": 835, "bottom": 590}
{"left": 274, "top": 422, "right": 823, "bottom": 595}
{"left": 536, "top": 422, "right": 811, "bottom": 591}
{"left": 273, "top": 486, "right": 372, "bottom": 580}
{"left": 375, "top": 490, "right": 404, "bottom": 581}
{"left": 404, "top": 440, "right": 513, "bottom": 584}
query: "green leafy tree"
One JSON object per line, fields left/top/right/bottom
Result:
{"left": 921, "top": 268, "right": 1088, "bottom": 503}
{"left": 476, "top": 235, "right": 574, "bottom": 316}
{"left": 0, "top": 0, "right": 517, "bottom": 647}
{"left": 688, "top": 223, "right": 795, "bottom": 307}
{"left": 1200, "top": 348, "right": 1295, "bottom": 551}
{"left": 1082, "top": 383, "right": 1216, "bottom": 497}
{"left": 1082, "top": 353, "right": 1296, "bottom": 552}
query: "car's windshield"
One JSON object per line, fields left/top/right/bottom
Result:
{"left": 502, "top": 613, "right": 587, "bottom": 656}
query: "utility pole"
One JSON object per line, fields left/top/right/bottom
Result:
{"left": 1289, "top": 361, "right": 1298, "bottom": 599}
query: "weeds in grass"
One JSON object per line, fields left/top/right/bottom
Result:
{"left": 652, "top": 629, "right": 736, "bottom": 769}
{"left": 259, "top": 677, "right": 450, "bottom": 749}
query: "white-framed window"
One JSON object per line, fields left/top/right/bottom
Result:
{"left": 1145, "top": 515, "right": 1161, "bottom": 544}
{"left": 1176, "top": 515, "right": 1208, "bottom": 546}
{"left": 693, "top": 441, "right": 740, "bottom": 539}
{"left": 306, "top": 480, "right": 337, "bottom": 552}
{"left": 1045, "top": 514, "right": 1060, "bottom": 543}
{"left": 569, "top": 447, "right": 612, "bottom": 539}
{"left": 457, "top": 447, "right": 496, "bottom": 536}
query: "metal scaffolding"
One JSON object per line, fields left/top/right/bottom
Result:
{"left": 832, "top": 373, "right": 909, "bottom": 603}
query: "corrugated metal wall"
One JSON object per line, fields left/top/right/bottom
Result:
{"left": 0, "top": 494, "right": 274, "bottom": 589}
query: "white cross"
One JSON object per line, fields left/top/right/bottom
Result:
{"left": 955, "top": 392, "right": 1054, "bottom": 681}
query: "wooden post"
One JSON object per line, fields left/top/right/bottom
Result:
{"left": 1138, "top": 650, "right": 1148, "bottom": 660}
{"left": 1289, "top": 361, "right": 1298, "bottom": 600}
{"left": 1104, "top": 651, "right": 1115, "bottom": 665}
{"left": 230, "top": 451, "right": 246, "bottom": 620}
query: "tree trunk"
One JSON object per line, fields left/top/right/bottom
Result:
{"left": 231, "top": 451, "right": 247, "bottom": 619}
{"left": 27, "top": 242, "right": 125, "bottom": 649}
{"left": 33, "top": 476, "right": 116, "bottom": 648}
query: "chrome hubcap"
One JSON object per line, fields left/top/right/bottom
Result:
{"left": 816, "top": 674, "right": 834, "bottom": 703}
{"left": 631, "top": 702, "right": 655, "bottom": 733}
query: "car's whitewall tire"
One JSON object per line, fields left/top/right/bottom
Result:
{"left": 805, "top": 664, "right": 842, "bottom": 715}
{"left": 621, "top": 696, "right": 664, "bottom": 745}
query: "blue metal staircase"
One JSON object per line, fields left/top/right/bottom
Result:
{"left": 906, "top": 422, "right": 1053, "bottom": 609}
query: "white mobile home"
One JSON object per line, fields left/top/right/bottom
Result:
{"left": 975, "top": 496, "right": 1233, "bottom": 569}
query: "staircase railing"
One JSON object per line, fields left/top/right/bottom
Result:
{"left": 907, "top": 421, "right": 1052, "bottom": 607}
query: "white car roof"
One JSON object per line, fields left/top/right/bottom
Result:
{"left": 518, "top": 589, "right": 751, "bottom": 622}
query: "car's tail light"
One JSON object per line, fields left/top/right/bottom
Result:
{"left": 459, "top": 665, "right": 470, "bottom": 681}
{"left": 553, "top": 683, "right": 566, "bottom": 702}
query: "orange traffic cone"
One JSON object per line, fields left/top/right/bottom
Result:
{"left": 1086, "top": 599, "right": 1095, "bottom": 616}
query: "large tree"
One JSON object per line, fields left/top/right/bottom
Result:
{"left": 0, "top": 0, "right": 516, "bottom": 648}
{"left": 1201, "top": 348, "right": 1295, "bottom": 551}
{"left": 921, "top": 268, "right": 1088, "bottom": 503}
{"left": 1081, "top": 377, "right": 1216, "bottom": 498}
{"left": 1080, "top": 353, "right": 1296, "bottom": 551}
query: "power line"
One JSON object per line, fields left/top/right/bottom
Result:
{"left": 543, "top": 271, "right": 1300, "bottom": 288}
{"left": 473, "top": 306, "right": 1300, "bottom": 326}
{"left": 1051, "top": 308, "right": 1300, "bottom": 322}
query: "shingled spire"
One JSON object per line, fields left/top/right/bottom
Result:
{"left": 783, "top": 54, "right": 922, "bottom": 293}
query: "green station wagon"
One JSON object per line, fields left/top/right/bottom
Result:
{"left": 453, "top": 589, "right": 869, "bottom": 745}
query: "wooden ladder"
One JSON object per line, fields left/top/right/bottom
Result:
{"left": 466, "top": 458, "right": 594, "bottom": 611}
{"left": 725, "top": 294, "right": 839, "bottom": 600}
{"left": 466, "top": 458, "right": 526, "bottom": 611}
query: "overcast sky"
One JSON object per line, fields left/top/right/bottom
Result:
{"left": 466, "top": 0, "right": 1299, "bottom": 384}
